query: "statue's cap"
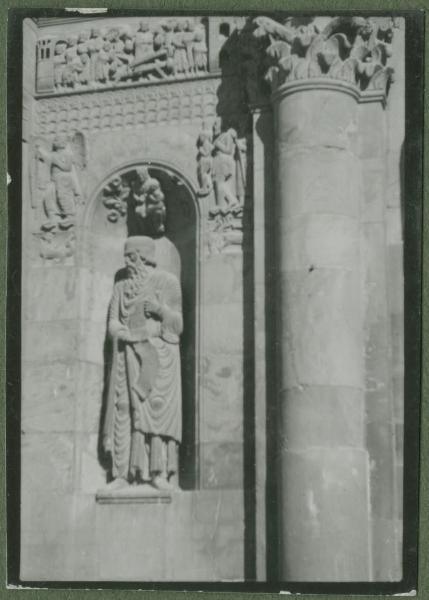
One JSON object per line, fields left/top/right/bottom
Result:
{"left": 124, "top": 236, "right": 156, "bottom": 262}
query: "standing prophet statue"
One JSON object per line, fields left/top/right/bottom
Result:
{"left": 102, "top": 236, "right": 183, "bottom": 492}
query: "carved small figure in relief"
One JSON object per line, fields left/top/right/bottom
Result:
{"left": 103, "top": 236, "right": 183, "bottom": 492}
{"left": 235, "top": 135, "right": 247, "bottom": 206}
{"left": 193, "top": 25, "right": 208, "bottom": 74}
{"left": 132, "top": 167, "right": 167, "bottom": 234}
{"left": 184, "top": 19, "right": 196, "bottom": 74}
{"left": 196, "top": 120, "right": 214, "bottom": 196}
{"left": 88, "top": 28, "right": 104, "bottom": 85}
{"left": 96, "top": 41, "right": 111, "bottom": 84}
{"left": 172, "top": 21, "right": 189, "bottom": 77}
{"left": 53, "top": 41, "right": 67, "bottom": 90}
{"left": 212, "top": 117, "right": 240, "bottom": 208}
{"left": 34, "top": 133, "right": 86, "bottom": 232}
{"left": 162, "top": 20, "right": 176, "bottom": 77}
{"left": 135, "top": 21, "right": 154, "bottom": 64}
{"left": 62, "top": 36, "right": 80, "bottom": 88}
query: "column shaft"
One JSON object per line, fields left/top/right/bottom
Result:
{"left": 273, "top": 84, "right": 371, "bottom": 581}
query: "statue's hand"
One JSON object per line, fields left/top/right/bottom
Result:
{"left": 117, "top": 327, "right": 133, "bottom": 342}
{"left": 103, "top": 436, "right": 112, "bottom": 453}
{"left": 144, "top": 298, "right": 163, "bottom": 319}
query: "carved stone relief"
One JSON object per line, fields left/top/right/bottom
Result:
{"left": 196, "top": 118, "right": 248, "bottom": 254}
{"left": 100, "top": 235, "right": 183, "bottom": 496}
{"left": 31, "top": 131, "right": 87, "bottom": 260}
{"left": 252, "top": 16, "right": 396, "bottom": 95}
{"left": 34, "top": 79, "right": 220, "bottom": 137}
{"left": 36, "top": 18, "right": 208, "bottom": 94}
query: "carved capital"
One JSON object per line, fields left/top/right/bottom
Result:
{"left": 252, "top": 15, "right": 396, "bottom": 98}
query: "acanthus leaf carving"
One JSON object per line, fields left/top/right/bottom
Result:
{"left": 252, "top": 15, "right": 395, "bottom": 96}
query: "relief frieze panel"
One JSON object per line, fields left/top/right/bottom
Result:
{"left": 36, "top": 18, "right": 209, "bottom": 95}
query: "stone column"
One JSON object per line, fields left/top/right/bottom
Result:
{"left": 272, "top": 80, "right": 370, "bottom": 581}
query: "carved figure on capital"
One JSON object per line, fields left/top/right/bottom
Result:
{"left": 102, "top": 235, "right": 183, "bottom": 492}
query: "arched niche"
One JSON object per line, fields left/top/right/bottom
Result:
{"left": 84, "top": 162, "right": 201, "bottom": 490}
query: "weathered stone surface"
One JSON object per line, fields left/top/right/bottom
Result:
{"left": 22, "top": 361, "right": 76, "bottom": 432}
{"left": 277, "top": 149, "right": 360, "bottom": 220}
{"left": 77, "top": 320, "right": 107, "bottom": 365}
{"left": 280, "top": 268, "right": 363, "bottom": 389}
{"left": 78, "top": 267, "right": 115, "bottom": 324}
{"left": 22, "top": 320, "right": 78, "bottom": 362}
{"left": 200, "top": 441, "right": 243, "bottom": 489}
{"left": 203, "top": 303, "right": 243, "bottom": 355}
{"left": 202, "top": 253, "right": 243, "bottom": 306}
{"left": 279, "top": 213, "right": 359, "bottom": 271}
{"left": 23, "top": 266, "right": 78, "bottom": 321}
{"left": 74, "top": 361, "right": 104, "bottom": 433}
{"left": 96, "top": 502, "right": 168, "bottom": 580}
{"left": 279, "top": 447, "right": 371, "bottom": 581}
{"left": 21, "top": 433, "right": 74, "bottom": 494}
{"left": 75, "top": 433, "right": 106, "bottom": 493}
{"left": 200, "top": 353, "right": 243, "bottom": 443}
{"left": 280, "top": 386, "right": 365, "bottom": 450}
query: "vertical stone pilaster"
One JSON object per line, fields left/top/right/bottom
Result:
{"left": 358, "top": 95, "right": 401, "bottom": 580}
{"left": 272, "top": 82, "right": 371, "bottom": 581}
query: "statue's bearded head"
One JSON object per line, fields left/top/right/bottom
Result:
{"left": 124, "top": 236, "right": 156, "bottom": 282}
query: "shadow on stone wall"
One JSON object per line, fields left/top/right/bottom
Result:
{"left": 217, "top": 20, "right": 257, "bottom": 581}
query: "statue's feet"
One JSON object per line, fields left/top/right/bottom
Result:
{"left": 104, "top": 477, "right": 129, "bottom": 490}
{"left": 59, "top": 218, "right": 75, "bottom": 230}
{"left": 151, "top": 475, "right": 174, "bottom": 491}
{"left": 41, "top": 220, "right": 58, "bottom": 232}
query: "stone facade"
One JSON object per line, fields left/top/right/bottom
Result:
{"left": 21, "top": 14, "right": 405, "bottom": 583}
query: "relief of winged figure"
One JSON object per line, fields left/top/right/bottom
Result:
{"left": 34, "top": 132, "right": 87, "bottom": 232}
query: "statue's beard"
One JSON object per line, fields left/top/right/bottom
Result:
{"left": 124, "top": 262, "right": 150, "bottom": 298}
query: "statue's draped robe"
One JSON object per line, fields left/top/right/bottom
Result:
{"left": 104, "top": 268, "right": 183, "bottom": 481}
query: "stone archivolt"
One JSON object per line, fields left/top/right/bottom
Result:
{"left": 36, "top": 17, "right": 208, "bottom": 94}
{"left": 252, "top": 16, "right": 396, "bottom": 95}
